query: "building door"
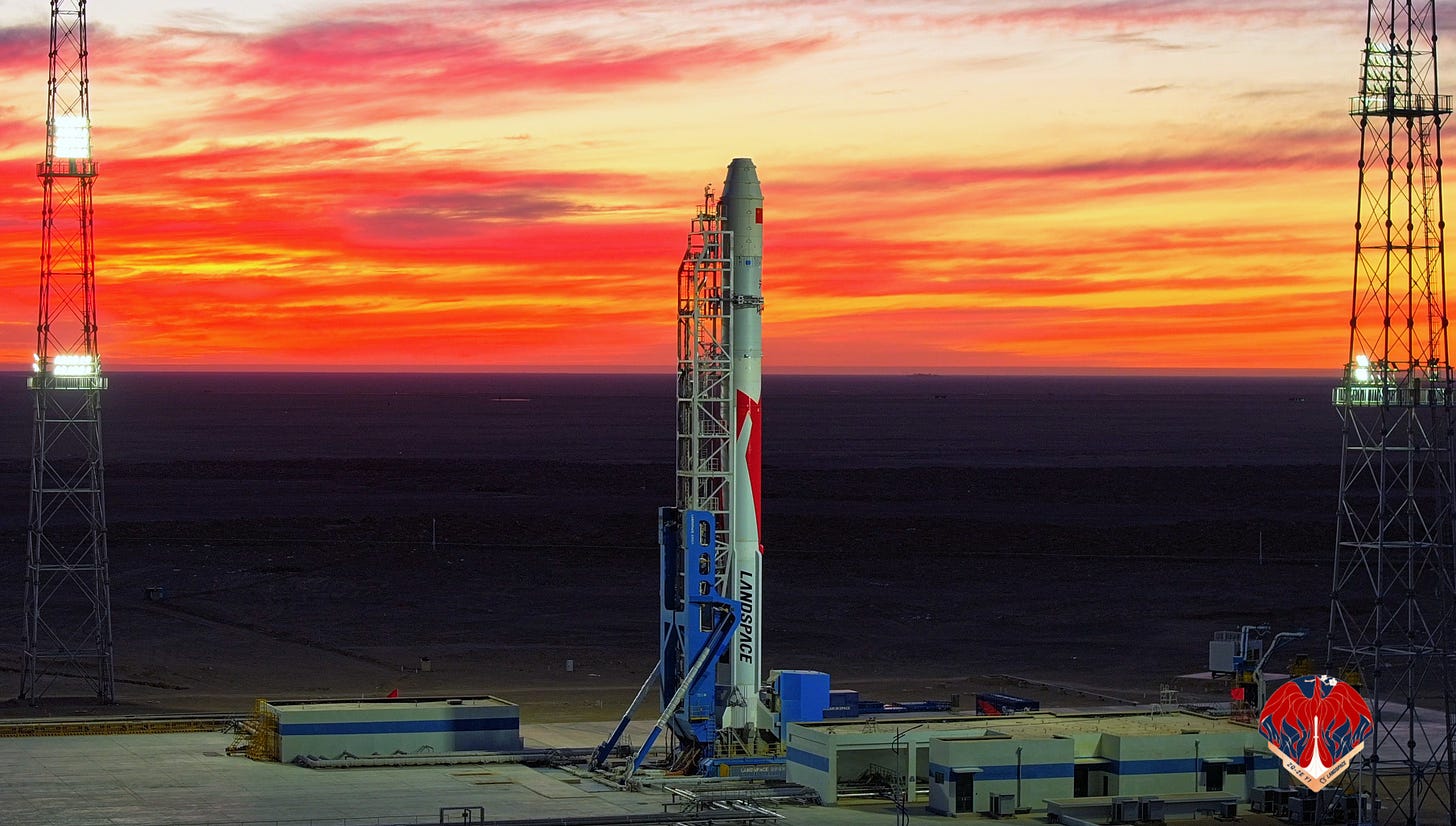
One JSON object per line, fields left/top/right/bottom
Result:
{"left": 1074, "top": 764, "right": 1089, "bottom": 797}
{"left": 1204, "top": 762, "right": 1225, "bottom": 792}
{"left": 955, "top": 773, "right": 975, "bottom": 814}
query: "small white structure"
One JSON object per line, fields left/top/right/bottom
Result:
{"left": 783, "top": 709, "right": 1280, "bottom": 814}
{"left": 268, "top": 696, "right": 522, "bottom": 763}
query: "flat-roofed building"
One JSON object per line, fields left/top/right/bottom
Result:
{"left": 266, "top": 696, "right": 522, "bottom": 762}
{"left": 783, "top": 709, "right": 1280, "bottom": 813}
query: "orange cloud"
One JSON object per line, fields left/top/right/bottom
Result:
{"left": 0, "top": 0, "right": 1385, "bottom": 372}
{"left": 0, "top": 125, "right": 1364, "bottom": 369}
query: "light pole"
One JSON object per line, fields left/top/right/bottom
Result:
{"left": 893, "top": 724, "right": 925, "bottom": 825}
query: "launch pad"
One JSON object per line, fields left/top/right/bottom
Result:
{"left": 0, "top": 710, "right": 1309, "bottom": 825}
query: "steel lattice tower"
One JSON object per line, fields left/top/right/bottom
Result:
{"left": 675, "top": 187, "right": 734, "bottom": 590}
{"left": 21, "top": 0, "right": 114, "bottom": 704}
{"left": 1329, "top": 2, "right": 1455, "bottom": 822}
{"left": 661, "top": 187, "right": 735, "bottom": 725}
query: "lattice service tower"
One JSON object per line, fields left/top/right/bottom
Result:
{"left": 21, "top": 0, "right": 115, "bottom": 704}
{"left": 1329, "top": 2, "right": 1455, "bottom": 822}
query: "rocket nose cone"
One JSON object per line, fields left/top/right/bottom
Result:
{"left": 723, "top": 158, "right": 762, "bottom": 200}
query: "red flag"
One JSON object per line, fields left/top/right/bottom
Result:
{"left": 1230, "top": 686, "right": 1245, "bottom": 701}
{"left": 387, "top": 688, "right": 399, "bottom": 699}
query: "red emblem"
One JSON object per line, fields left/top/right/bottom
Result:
{"left": 1258, "top": 675, "right": 1373, "bottom": 791}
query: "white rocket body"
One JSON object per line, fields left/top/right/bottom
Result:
{"left": 722, "top": 158, "right": 764, "bottom": 732}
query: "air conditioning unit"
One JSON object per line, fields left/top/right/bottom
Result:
{"left": 1271, "top": 787, "right": 1294, "bottom": 816}
{"left": 1249, "top": 786, "right": 1277, "bottom": 813}
{"left": 990, "top": 793, "right": 1017, "bottom": 817}
{"left": 1112, "top": 797, "right": 1140, "bottom": 824}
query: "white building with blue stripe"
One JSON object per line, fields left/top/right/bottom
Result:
{"left": 267, "top": 697, "right": 522, "bottom": 763}
{"left": 783, "top": 709, "right": 1281, "bottom": 814}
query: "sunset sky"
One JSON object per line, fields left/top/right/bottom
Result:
{"left": 0, "top": 1, "right": 1413, "bottom": 372}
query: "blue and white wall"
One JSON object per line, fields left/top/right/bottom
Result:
{"left": 784, "top": 719, "right": 941, "bottom": 804}
{"left": 1103, "top": 731, "right": 1279, "bottom": 799}
{"left": 927, "top": 735, "right": 1074, "bottom": 816}
{"left": 269, "top": 697, "right": 523, "bottom": 762}
{"left": 786, "top": 712, "right": 1282, "bottom": 811}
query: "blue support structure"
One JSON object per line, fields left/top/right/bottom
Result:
{"left": 629, "top": 597, "right": 738, "bottom": 777}
{"left": 660, "top": 508, "right": 741, "bottom": 749}
{"left": 589, "top": 667, "right": 657, "bottom": 770}
{"left": 594, "top": 508, "right": 742, "bottom": 778}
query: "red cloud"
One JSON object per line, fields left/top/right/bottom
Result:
{"left": 0, "top": 112, "right": 37, "bottom": 154}
{"left": 943, "top": 1, "right": 1351, "bottom": 33}
{"left": 0, "top": 24, "right": 49, "bottom": 73}
{"left": 86, "top": 8, "right": 831, "bottom": 134}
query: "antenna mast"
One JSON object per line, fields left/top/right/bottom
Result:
{"left": 1329, "top": 2, "right": 1453, "bottom": 821}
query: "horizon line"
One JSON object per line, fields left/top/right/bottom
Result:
{"left": 11, "top": 364, "right": 1339, "bottom": 378}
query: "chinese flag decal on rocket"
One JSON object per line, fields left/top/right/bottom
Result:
{"left": 1258, "top": 674, "right": 1373, "bottom": 792}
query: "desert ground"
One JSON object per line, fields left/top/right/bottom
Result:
{"left": 0, "top": 374, "right": 1339, "bottom": 721}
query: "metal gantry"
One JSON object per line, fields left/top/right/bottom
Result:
{"left": 1329, "top": 2, "right": 1455, "bottom": 822}
{"left": 675, "top": 187, "right": 734, "bottom": 592}
{"left": 22, "top": 0, "right": 115, "bottom": 704}
{"left": 596, "top": 184, "right": 752, "bottom": 778}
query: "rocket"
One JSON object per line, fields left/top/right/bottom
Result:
{"left": 722, "top": 158, "right": 764, "bottom": 732}
{"left": 605, "top": 159, "right": 768, "bottom": 772}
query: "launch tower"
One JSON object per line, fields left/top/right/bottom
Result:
{"left": 22, "top": 0, "right": 115, "bottom": 704}
{"left": 596, "top": 160, "right": 774, "bottom": 778}
{"left": 1329, "top": 1, "right": 1454, "bottom": 821}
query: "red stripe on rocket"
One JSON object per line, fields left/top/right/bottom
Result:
{"left": 736, "top": 391, "right": 763, "bottom": 550}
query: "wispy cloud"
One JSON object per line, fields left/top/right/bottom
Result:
{"left": 947, "top": 1, "right": 1351, "bottom": 32}
{"left": 0, "top": 24, "right": 48, "bottom": 72}
{"left": 88, "top": 9, "right": 833, "bottom": 136}
{"left": 1098, "top": 31, "right": 1196, "bottom": 51}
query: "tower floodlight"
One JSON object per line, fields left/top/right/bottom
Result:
{"left": 1329, "top": 2, "right": 1454, "bottom": 822}
{"left": 21, "top": 0, "right": 115, "bottom": 704}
